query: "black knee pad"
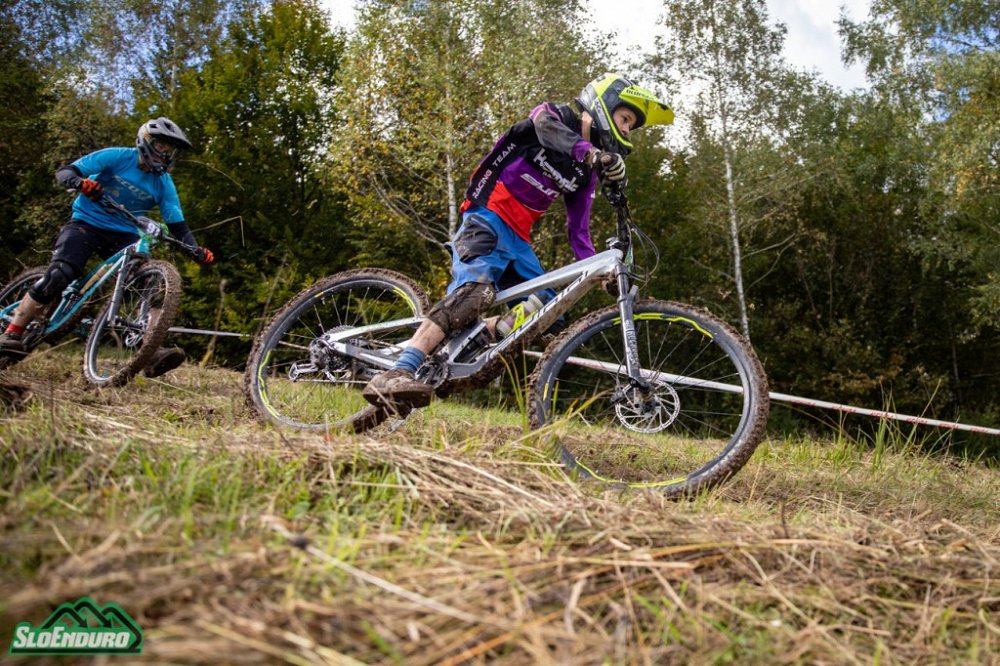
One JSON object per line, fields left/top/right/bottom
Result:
{"left": 427, "top": 282, "right": 496, "bottom": 337}
{"left": 28, "top": 260, "right": 77, "bottom": 305}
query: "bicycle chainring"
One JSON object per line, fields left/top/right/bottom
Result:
{"left": 415, "top": 358, "right": 448, "bottom": 388}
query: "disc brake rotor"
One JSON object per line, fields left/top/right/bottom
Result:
{"left": 123, "top": 315, "right": 149, "bottom": 348}
{"left": 614, "top": 383, "right": 681, "bottom": 434}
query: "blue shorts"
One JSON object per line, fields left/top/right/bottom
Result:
{"left": 447, "top": 206, "right": 555, "bottom": 302}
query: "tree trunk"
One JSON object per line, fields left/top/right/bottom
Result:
{"left": 445, "top": 149, "right": 458, "bottom": 238}
{"left": 443, "top": 44, "right": 459, "bottom": 238}
{"left": 707, "top": 1, "right": 751, "bottom": 341}
{"left": 723, "top": 139, "right": 750, "bottom": 340}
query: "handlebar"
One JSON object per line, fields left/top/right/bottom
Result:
{"left": 602, "top": 180, "right": 633, "bottom": 248}
{"left": 601, "top": 180, "right": 659, "bottom": 280}
{"left": 97, "top": 195, "right": 201, "bottom": 258}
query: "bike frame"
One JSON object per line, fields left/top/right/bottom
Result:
{"left": 0, "top": 240, "right": 149, "bottom": 337}
{"left": 318, "top": 244, "right": 647, "bottom": 385}
{"left": 1, "top": 195, "right": 195, "bottom": 343}
{"left": 59, "top": 242, "right": 148, "bottom": 334}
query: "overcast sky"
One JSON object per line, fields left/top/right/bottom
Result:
{"left": 318, "top": 0, "right": 871, "bottom": 91}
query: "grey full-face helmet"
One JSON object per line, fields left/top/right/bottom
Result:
{"left": 136, "top": 117, "right": 193, "bottom": 175}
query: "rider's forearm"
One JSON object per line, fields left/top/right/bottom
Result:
{"left": 529, "top": 104, "right": 592, "bottom": 161}
{"left": 55, "top": 164, "right": 84, "bottom": 189}
{"left": 565, "top": 183, "right": 598, "bottom": 260}
{"left": 166, "top": 221, "right": 197, "bottom": 248}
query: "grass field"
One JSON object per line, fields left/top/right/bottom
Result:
{"left": 2, "top": 346, "right": 999, "bottom": 664}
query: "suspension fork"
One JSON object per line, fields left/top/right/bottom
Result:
{"left": 104, "top": 257, "right": 141, "bottom": 326}
{"left": 613, "top": 262, "right": 649, "bottom": 390}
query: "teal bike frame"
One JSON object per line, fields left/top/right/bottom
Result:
{"left": 1, "top": 196, "right": 194, "bottom": 346}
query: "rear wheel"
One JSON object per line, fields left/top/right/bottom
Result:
{"left": 244, "top": 269, "right": 429, "bottom": 431}
{"left": 528, "top": 299, "right": 769, "bottom": 496}
{"left": 0, "top": 267, "right": 44, "bottom": 339}
{"left": 0, "top": 268, "right": 46, "bottom": 370}
{"left": 0, "top": 266, "right": 92, "bottom": 370}
{"left": 0, "top": 266, "right": 90, "bottom": 345}
{"left": 83, "top": 260, "right": 182, "bottom": 387}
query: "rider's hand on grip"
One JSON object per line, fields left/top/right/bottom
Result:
{"left": 79, "top": 178, "right": 103, "bottom": 201}
{"left": 595, "top": 150, "right": 626, "bottom": 182}
{"left": 137, "top": 216, "right": 165, "bottom": 239}
{"left": 194, "top": 247, "right": 215, "bottom": 265}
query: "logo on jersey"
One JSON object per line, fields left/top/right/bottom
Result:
{"left": 108, "top": 175, "right": 155, "bottom": 210}
{"left": 520, "top": 173, "right": 559, "bottom": 198}
{"left": 532, "top": 150, "right": 579, "bottom": 192}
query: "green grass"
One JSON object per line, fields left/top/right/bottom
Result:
{"left": 1, "top": 346, "right": 998, "bottom": 664}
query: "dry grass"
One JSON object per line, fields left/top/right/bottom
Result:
{"left": 1, "top": 346, "right": 999, "bottom": 664}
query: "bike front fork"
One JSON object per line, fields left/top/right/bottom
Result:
{"left": 612, "top": 264, "right": 649, "bottom": 391}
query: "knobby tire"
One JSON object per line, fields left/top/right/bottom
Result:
{"left": 243, "top": 268, "right": 430, "bottom": 432}
{"left": 83, "top": 260, "right": 182, "bottom": 387}
{"left": 528, "top": 299, "right": 769, "bottom": 497}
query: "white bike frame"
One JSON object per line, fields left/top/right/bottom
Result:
{"left": 319, "top": 246, "right": 645, "bottom": 383}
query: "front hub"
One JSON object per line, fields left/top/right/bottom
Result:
{"left": 614, "top": 383, "right": 681, "bottom": 433}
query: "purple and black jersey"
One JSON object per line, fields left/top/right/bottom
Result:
{"left": 461, "top": 103, "right": 599, "bottom": 259}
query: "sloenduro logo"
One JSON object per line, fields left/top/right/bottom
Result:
{"left": 8, "top": 596, "right": 143, "bottom": 656}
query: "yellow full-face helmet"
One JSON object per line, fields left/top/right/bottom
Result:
{"left": 576, "top": 73, "right": 674, "bottom": 156}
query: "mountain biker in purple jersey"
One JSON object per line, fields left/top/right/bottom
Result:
{"left": 0, "top": 117, "right": 215, "bottom": 376}
{"left": 363, "top": 73, "right": 674, "bottom": 409}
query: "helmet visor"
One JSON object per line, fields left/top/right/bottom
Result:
{"left": 618, "top": 85, "right": 674, "bottom": 128}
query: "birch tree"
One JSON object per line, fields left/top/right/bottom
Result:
{"left": 651, "top": 0, "right": 792, "bottom": 339}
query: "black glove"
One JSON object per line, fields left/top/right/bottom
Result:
{"left": 595, "top": 150, "right": 626, "bottom": 182}
{"left": 79, "top": 178, "right": 104, "bottom": 201}
{"left": 194, "top": 247, "right": 215, "bottom": 265}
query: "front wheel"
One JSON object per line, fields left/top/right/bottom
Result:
{"left": 528, "top": 299, "right": 769, "bottom": 496}
{"left": 83, "top": 260, "right": 182, "bottom": 387}
{"left": 244, "top": 268, "right": 429, "bottom": 431}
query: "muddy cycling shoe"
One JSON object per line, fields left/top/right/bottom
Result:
{"left": 362, "top": 368, "right": 433, "bottom": 408}
{"left": 143, "top": 346, "right": 186, "bottom": 378}
{"left": 0, "top": 332, "right": 27, "bottom": 364}
{"left": 351, "top": 402, "right": 413, "bottom": 433}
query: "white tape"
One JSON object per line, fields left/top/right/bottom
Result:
{"left": 163, "top": 330, "right": 999, "bottom": 437}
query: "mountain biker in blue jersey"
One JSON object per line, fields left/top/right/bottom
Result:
{"left": 363, "top": 73, "right": 674, "bottom": 409}
{"left": 0, "top": 117, "right": 214, "bottom": 376}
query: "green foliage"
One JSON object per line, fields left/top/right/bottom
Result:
{"left": 1, "top": 3, "right": 135, "bottom": 270}
{"left": 841, "top": 1, "right": 1000, "bottom": 331}
{"left": 0, "top": 4, "right": 51, "bottom": 269}
{"left": 137, "top": 0, "right": 351, "bottom": 359}
{"left": 330, "top": 0, "right": 610, "bottom": 290}
{"left": 650, "top": 0, "right": 808, "bottom": 338}
{"left": 828, "top": 0, "right": 1000, "bottom": 417}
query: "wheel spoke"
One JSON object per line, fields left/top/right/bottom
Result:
{"left": 84, "top": 262, "right": 180, "bottom": 387}
{"left": 245, "top": 271, "right": 428, "bottom": 431}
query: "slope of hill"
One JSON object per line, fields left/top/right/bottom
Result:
{"left": 1, "top": 346, "right": 998, "bottom": 664}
